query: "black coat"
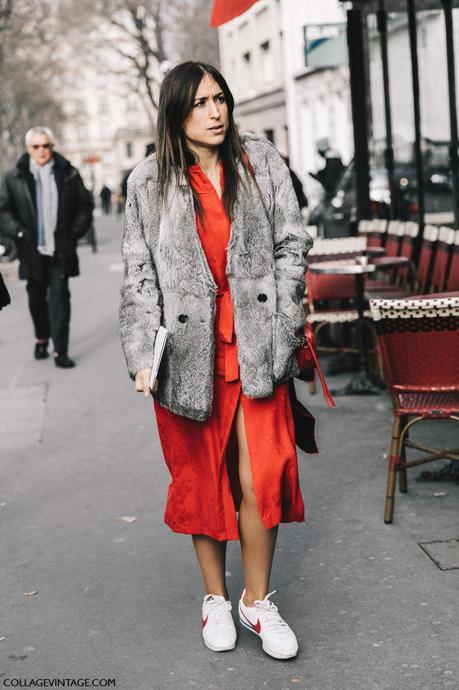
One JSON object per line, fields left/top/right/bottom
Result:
{"left": 0, "top": 152, "right": 93, "bottom": 281}
{"left": 0, "top": 270, "right": 10, "bottom": 309}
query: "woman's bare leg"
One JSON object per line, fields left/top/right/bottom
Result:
{"left": 236, "top": 402, "right": 278, "bottom": 607}
{"left": 192, "top": 535, "right": 229, "bottom": 599}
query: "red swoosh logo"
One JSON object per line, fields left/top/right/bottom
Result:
{"left": 202, "top": 615, "right": 208, "bottom": 628}
{"left": 241, "top": 609, "right": 261, "bottom": 633}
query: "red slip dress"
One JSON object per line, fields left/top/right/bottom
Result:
{"left": 153, "top": 162, "right": 305, "bottom": 541}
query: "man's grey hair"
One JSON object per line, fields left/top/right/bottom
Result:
{"left": 25, "top": 127, "right": 55, "bottom": 146}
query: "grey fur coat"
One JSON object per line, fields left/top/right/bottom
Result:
{"left": 119, "top": 133, "right": 313, "bottom": 421}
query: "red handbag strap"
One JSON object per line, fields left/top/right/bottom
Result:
{"left": 305, "top": 327, "right": 336, "bottom": 408}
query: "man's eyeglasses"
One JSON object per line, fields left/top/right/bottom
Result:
{"left": 31, "top": 143, "right": 52, "bottom": 150}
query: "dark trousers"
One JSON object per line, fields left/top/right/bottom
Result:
{"left": 26, "top": 255, "right": 71, "bottom": 355}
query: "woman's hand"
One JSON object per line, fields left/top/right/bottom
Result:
{"left": 135, "top": 368, "right": 158, "bottom": 397}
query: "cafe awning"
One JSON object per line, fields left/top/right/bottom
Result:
{"left": 210, "top": 0, "right": 259, "bottom": 27}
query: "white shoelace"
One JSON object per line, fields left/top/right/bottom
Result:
{"left": 252, "top": 590, "right": 290, "bottom": 634}
{"left": 205, "top": 595, "right": 234, "bottom": 630}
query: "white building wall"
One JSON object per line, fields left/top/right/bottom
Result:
{"left": 220, "top": 0, "right": 284, "bottom": 100}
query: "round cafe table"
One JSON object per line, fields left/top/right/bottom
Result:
{"left": 309, "top": 256, "right": 409, "bottom": 395}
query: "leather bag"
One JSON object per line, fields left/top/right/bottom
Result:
{"left": 288, "top": 322, "right": 335, "bottom": 454}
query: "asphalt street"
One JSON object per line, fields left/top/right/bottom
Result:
{"left": 1, "top": 214, "right": 459, "bottom": 690}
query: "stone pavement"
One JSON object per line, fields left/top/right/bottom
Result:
{"left": 1, "top": 214, "right": 458, "bottom": 690}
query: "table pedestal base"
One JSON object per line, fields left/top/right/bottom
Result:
{"left": 325, "top": 353, "right": 360, "bottom": 376}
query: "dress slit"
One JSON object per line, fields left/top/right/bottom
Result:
{"left": 217, "top": 383, "right": 242, "bottom": 534}
{"left": 233, "top": 396, "right": 268, "bottom": 526}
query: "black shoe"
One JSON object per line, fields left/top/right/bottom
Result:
{"left": 34, "top": 342, "right": 49, "bottom": 360}
{"left": 54, "top": 354, "right": 75, "bottom": 368}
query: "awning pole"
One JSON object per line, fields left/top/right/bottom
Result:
{"left": 346, "top": 8, "right": 371, "bottom": 228}
{"left": 377, "top": 0, "right": 397, "bottom": 220}
{"left": 442, "top": 0, "right": 459, "bottom": 229}
{"left": 407, "top": 0, "right": 425, "bottom": 259}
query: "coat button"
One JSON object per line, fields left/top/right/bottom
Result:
{"left": 257, "top": 293, "right": 268, "bottom": 303}
{"left": 178, "top": 314, "right": 188, "bottom": 323}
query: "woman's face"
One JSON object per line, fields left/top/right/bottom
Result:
{"left": 182, "top": 73, "right": 229, "bottom": 151}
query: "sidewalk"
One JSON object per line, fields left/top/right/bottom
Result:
{"left": 1, "top": 215, "right": 458, "bottom": 690}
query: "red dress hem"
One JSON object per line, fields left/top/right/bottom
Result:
{"left": 163, "top": 514, "right": 306, "bottom": 543}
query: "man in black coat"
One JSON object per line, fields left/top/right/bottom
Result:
{"left": 0, "top": 127, "right": 93, "bottom": 367}
{"left": 99, "top": 185, "right": 112, "bottom": 214}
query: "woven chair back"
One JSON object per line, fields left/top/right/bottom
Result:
{"left": 369, "top": 296, "right": 459, "bottom": 391}
{"left": 431, "top": 226, "right": 455, "bottom": 293}
{"left": 399, "top": 222, "right": 419, "bottom": 260}
{"left": 416, "top": 225, "right": 439, "bottom": 292}
{"left": 446, "top": 230, "right": 459, "bottom": 292}
{"left": 307, "top": 268, "right": 356, "bottom": 304}
{"left": 358, "top": 219, "right": 387, "bottom": 247}
{"left": 397, "top": 222, "right": 419, "bottom": 284}
{"left": 385, "top": 221, "right": 403, "bottom": 257}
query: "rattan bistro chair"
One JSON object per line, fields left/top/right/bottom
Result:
{"left": 370, "top": 296, "right": 459, "bottom": 524}
{"left": 445, "top": 229, "right": 459, "bottom": 292}
{"left": 430, "top": 226, "right": 455, "bottom": 293}
{"left": 358, "top": 219, "right": 388, "bottom": 247}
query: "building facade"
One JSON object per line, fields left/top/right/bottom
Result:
{"left": 58, "top": 57, "right": 154, "bottom": 199}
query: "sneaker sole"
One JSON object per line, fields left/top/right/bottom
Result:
{"left": 239, "top": 616, "right": 298, "bottom": 660}
{"left": 203, "top": 638, "right": 236, "bottom": 653}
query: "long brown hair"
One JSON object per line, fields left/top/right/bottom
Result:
{"left": 156, "top": 61, "right": 251, "bottom": 220}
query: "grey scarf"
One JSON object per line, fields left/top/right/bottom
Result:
{"left": 30, "top": 157, "right": 58, "bottom": 256}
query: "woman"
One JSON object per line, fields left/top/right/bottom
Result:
{"left": 119, "top": 62, "right": 312, "bottom": 660}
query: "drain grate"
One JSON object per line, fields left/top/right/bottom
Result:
{"left": 419, "top": 539, "right": 459, "bottom": 570}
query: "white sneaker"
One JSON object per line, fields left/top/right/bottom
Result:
{"left": 238, "top": 589, "right": 299, "bottom": 660}
{"left": 202, "top": 594, "right": 237, "bottom": 652}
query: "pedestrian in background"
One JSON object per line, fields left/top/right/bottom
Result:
{"left": 100, "top": 184, "right": 112, "bottom": 214}
{"left": 120, "top": 62, "right": 312, "bottom": 660}
{"left": 0, "top": 127, "right": 93, "bottom": 367}
{"left": 115, "top": 188, "right": 125, "bottom": 215}
{"left": 310, "top": 138, "right": 345, "bottom": 195}
{"left": 282, "top": 155, "right": 308, "bottom": 212}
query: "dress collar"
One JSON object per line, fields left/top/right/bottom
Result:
{"left": 188, "top": 161, "right": 224, "bottom": 196}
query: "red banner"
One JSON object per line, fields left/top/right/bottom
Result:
{"left": 210, "top": 0, "right": 259, "bottom": 27}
